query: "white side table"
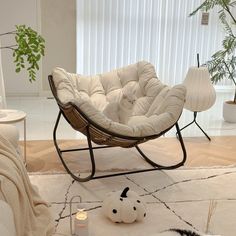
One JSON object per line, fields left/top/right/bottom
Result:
{"left": 0, "top": 109, "right": 27, "bottom": 163}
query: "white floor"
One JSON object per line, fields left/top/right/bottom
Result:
{"left": 5, "top": 91, "right": 236, "bottom": 141}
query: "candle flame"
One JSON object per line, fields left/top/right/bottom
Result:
{"left": 76, "top": 209, "right": 88, "bottom": 220}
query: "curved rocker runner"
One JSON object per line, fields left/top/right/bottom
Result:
{"left": 52, "top": 111, "right": 187, "bottom": 182}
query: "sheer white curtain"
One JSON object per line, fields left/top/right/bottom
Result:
{"left": 0, "top": 40, "right": 7, "bottom": 109}
{"left": 76, "top": 0, "right": 227, "bottom": 86}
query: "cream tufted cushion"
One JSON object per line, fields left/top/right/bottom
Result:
{"left": 52, "top": 61, "right": 186, "bottom": 137}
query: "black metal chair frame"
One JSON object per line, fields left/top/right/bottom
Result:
{"left": 53, "top": 110, "right": 187, "bottom": 182}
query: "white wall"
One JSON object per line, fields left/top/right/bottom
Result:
{"left": 41, "top": 0, "right": 76, "bottom": 93}
{"left": 0, "top": 0, "right": 40, "bottom": 96}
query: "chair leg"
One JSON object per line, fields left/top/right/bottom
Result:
{"left": 92, "top": 123, "right": 187, "bottom": 179}
{"left": 53, "top": 111, "right": 96, "bottom": 182}
{"left": 135, "top": 122, "right": 187, "bottom": 170}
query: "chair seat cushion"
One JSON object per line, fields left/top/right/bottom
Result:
{"left": 52, "top": 61, "right": 186, "bottom": 137}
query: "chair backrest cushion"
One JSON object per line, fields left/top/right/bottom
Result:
{"left": 52, "top": 61, "right": 186, "bottom": 137}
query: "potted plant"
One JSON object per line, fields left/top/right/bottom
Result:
{"left": 0, "top": 24, "right": 45, "bottom": 82}
{"left": 190, "top": 0, "right": 236, "bottom": 123}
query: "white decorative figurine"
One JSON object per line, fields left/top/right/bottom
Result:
{"left": 102, "top": 187, "right": 146, "bottom": 223}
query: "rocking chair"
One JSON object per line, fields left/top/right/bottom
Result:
{"left": 48, "top": 61, "right": 187, "bottom": 182}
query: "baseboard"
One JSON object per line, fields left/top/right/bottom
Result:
{"left": 5, "top": 86, "right": 234, "bottom": 97}
{"left": 39, "top": 90, "right": 53, "bottom": 98}
{"left": 214, "top": 85, "right": 234, "bottom": 93}
{"left": 6, "top": 92, "right": 39, "bottom": 97}
{"left": 6, "top": 90, "right": 53, "bottom": 98}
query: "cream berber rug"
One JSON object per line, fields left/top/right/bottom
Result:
{"left": 29, "top": 167, "right": 236, "bottom": 236}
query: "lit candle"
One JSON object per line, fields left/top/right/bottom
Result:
{"left": 74, "top": 208, "right": 89, "bottom": 236}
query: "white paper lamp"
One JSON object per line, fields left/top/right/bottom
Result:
{"left": 178, "top": 64, "right": 216, "bottom": 141}
{"left": 183, "top": 66, "right": 216, "bottom": 112}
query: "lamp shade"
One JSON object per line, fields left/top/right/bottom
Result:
{"left": 183, "top": 66, "right": 216, "bottom": 112}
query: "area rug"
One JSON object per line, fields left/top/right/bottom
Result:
{"left": 29, "top": 167, "right": 236, "bottom": 236}
{"left": 22, "top": 136, "right": 236, "bottom": 173}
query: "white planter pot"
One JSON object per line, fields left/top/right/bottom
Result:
{"left": 223, "top": 101, "right": 236, "bottom": 123}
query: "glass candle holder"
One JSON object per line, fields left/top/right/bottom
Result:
{"left": 74, "top": 208, "right": 89, "bottom": 236}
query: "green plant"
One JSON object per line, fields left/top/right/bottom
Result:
{"left": 190, "top": 0, "right": 236, "bottom": 103}
{"left": 0, "top": 25, "right": 45, "bottom": 82}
